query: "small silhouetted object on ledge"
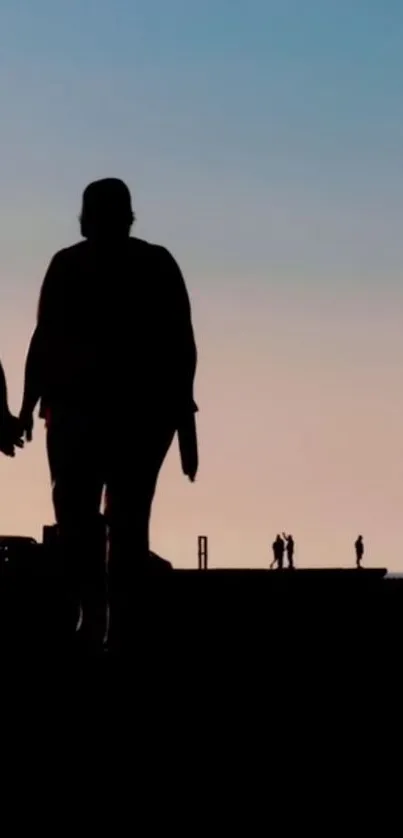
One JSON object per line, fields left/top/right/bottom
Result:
{"left": 148, "top": 551, "right": 173, "bottom": 572}
{"left": 283, "top": 533, "right": 295, "bottom": 569}
{"left": 270, "top": 534, "right": 285, "bottom": 569}
{"left": 18, "top": 177, "right": 198, "bottom": 655}
{"left": 355, "top": 535, "right": 364, "bottom": 569}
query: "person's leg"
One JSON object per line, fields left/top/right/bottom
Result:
{"left": 106, "top": 418, "right": 176, "bottom": 651}
{"left": 46, "top": 410, "right": 106, "bottom": 651}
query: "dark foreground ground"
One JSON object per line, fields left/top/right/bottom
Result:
{"left": 0, "top": 548, "right": 400, "bottom": 663}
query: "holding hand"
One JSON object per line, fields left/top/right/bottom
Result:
{"left": 18, "top": 408, "right": 34, "bottom": 443}
{"left": 0, "top": 412, "right": 25, "bottom": 457}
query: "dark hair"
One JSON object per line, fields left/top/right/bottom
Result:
{"left": 80, "top": 178, "right": 135, "bottom": 239}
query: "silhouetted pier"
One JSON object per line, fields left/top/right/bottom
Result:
{"left": 0, "top": 539, "right": 399, "bottom": 656}
{"left": 176, "top": 567, "right": 388, "bottom": 581}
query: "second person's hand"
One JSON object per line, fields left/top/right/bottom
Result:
{"left": 18, "top": 409, "right": 34, "bottom": 443}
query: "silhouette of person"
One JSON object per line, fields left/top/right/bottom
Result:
{"left": 270, "top": 534, "right": 285, "bottom": 569}
{"left": 283, "top": 533, "right": 295, "bottom": 569}
{"left": 0, "top": 362, "right": 23, "bottom": 457}
{"left": 19, "top": 178, "right": 197, "bottom": 653}
{"left": 355, "top": 535, "right": 364, "bottom": 569}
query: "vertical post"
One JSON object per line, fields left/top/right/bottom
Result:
{"left": 198, "top": 535, "right": 208, "bottom": 570}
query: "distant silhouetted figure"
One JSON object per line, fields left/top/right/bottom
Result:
{"left": 0, "top": 362, "right": 23, "bottom": 457}
{"left": 283, "top": 533, "right": 295, "bottom": 569}
{"left": 19, "top": 178, "right": 198, "bottom": 653}
{"left": 355, "top": 535, "right": 364, "bottom": 569}
{"left": 270, "top": 534, "right": 285, "bottom": 569}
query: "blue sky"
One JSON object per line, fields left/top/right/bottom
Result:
{"left": 1, "top": 0, "right": 403, "bottom": 287}
{"left": 0, "top": 1, "right": 403, "bottom": 567}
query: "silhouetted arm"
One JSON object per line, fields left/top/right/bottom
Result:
{"left": 158, "top": 247, "right": 199, "bottom": 480}
{"left": 20, "top": 330, "right": 43, "bottom": 419}
{"left": 159, "top": 247, "right": 198, "bottom": 414}
{"left": 20, "top": 254, "right": 62, "bottom": 418}
{"left": 0, "top": 361, "right": 9, "bottom": 419}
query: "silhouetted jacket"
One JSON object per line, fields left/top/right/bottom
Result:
{"left": 23, "top": 237, "right": 197, "bottom": 426}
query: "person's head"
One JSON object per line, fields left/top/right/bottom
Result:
{"left": 80, "top": 178, "right": 135, "bottom": 240}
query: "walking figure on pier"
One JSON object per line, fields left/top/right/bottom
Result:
{"left": 355, "top": 535, "right": 364, "bottom": 569}
{"left": 270, "top": 534, "right": 285, "bottom": 569}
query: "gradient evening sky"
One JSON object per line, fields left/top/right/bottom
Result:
{"left": 1, "top": 0, "right": 403, "bottom": 569}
